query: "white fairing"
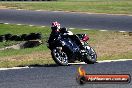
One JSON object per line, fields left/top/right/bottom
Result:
{"left": 64, "top": 31, "right": 73, "bottom": 35}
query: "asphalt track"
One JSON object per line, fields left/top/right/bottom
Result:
{"left": 0, "top": 60, "right": 132, "bottom": 88}
{"left": 0, "top": 9, "right": 132, "bottom": 32}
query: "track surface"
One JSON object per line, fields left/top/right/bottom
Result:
{"left": 0, "top": 9, "right": 132, "bottom": 31}
{"left": 0, "top": 61, "right": 132, "bottom": 88}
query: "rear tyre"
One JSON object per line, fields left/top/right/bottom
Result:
{"left": 51, "top": 48, "right": 69, "bottom": 66}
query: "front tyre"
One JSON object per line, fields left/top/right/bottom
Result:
{"left": 51, "top": 48, "right": 69, "bottom": 66}
{"left": 83, "top": 46, "right": 97, "bottom": 64}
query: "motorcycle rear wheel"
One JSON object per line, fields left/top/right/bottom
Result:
{"left": 51, "top": 48, "right": 69, "bottom": 66}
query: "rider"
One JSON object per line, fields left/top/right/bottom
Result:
{"left": 48, "top": 21, "right": 84, "bottom": 49}
{"left": 48, "top": 21, "right": 61, "bottom": 44}
{"left": 48, "top": 21, "right": 73, "bottom": 43}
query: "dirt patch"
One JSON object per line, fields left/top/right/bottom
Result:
{"left": 0, "top": 6, "right": 7, "bottom": 9}
{"left": 90, "top": 32, "right": 132, "bottom": 57}
{"left": 0, "top": 40, "right": 42, "bottom": 51}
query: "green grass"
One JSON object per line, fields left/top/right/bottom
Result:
{"left": 0, "top": 24, "right": 132, "bottom": 67}
{"left": 0, "top": 24, "right": 50, "bottom": 48}
{"left": 0, "top": 24, "right": 50, "bottom": 35}
{"left": 1, "top": 0, "right": 132, "bottom": 14}
{"left": 0, "top": 45, "right": 48, "bottom": 57}
{"left": 0, "top": 24, "right": 53, "bottom": 67}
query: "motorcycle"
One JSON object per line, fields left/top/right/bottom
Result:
{"left": 47, "top": 33, "right": 97, "bottom": 66}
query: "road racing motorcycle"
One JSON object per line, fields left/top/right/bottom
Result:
{"left": 47, "top": 33, "right": 97, "bottom": 66}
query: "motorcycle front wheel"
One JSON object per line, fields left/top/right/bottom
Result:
{"left": 51, "top": 48, "right": 69, "bottom": 66}
{"left": 83, "top": 45, "right": 97, "bottom": 64}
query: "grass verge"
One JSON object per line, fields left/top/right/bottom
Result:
{"left": 1, "top": 0, "right": 132, "bottom": 14}
{"left": 0, "top": 24, "right": 132, "bottom": 67}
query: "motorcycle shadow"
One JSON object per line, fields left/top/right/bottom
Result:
{"left": 27, "top": 64, "right": 83, "bottom": 67}
{"left": 17, "top": 64, "right": 59, "bottom": 68}
{"left": 17, "top": 62, "right": 98, "bottom": 68}
{"left": 69, "top": 62, "right": 98, "bottom": 65}
{"left": 28, "top": 62, "right": 98, "bottom": 67}
{"left": 28, "top": 64, "right": 59, "bottom": 67}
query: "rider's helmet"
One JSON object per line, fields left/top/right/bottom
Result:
{"left": 51, "top": 21, "right": 60, "bottom": 32}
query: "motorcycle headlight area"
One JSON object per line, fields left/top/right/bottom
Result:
{"left": 81, "top": 41, "right": 85, "bottom": 45}
{"left": 85, "top": 46, "right": 91, "bottom": 50}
